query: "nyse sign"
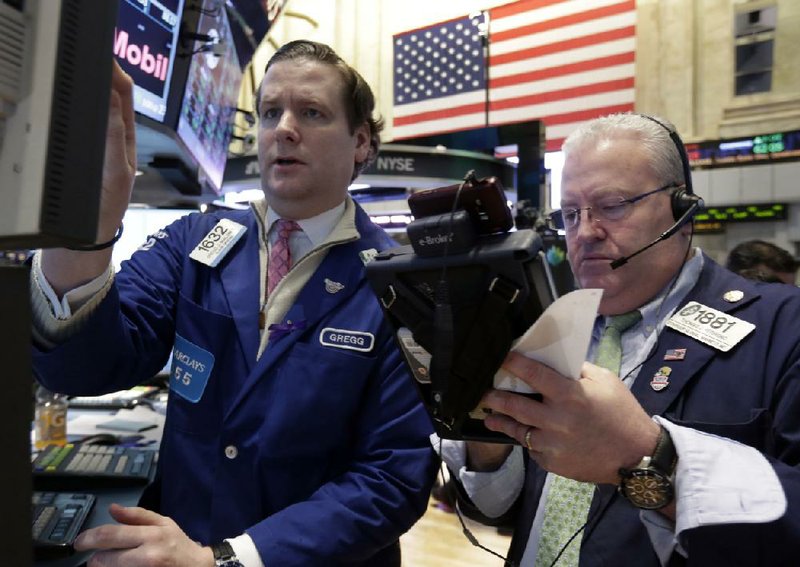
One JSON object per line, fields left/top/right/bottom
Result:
{"left": 361, "top": 147, "right": 514, "bottom": 187}
{"left": 375, "top": 156, "right": 415, "bottom": 172}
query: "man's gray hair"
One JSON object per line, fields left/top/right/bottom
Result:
{"left": 561, "top": 113, "right": 686, "bottom": 188}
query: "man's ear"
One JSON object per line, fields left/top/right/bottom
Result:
{"left": 354, "top": 123, "right": 371, "bottom": 163}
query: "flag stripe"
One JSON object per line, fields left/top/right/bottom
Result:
{"left": 490, "top": 91, "right": 635, "bottom": 127}
{"left": 492, "top": 0, "right": 635, "bottom": 43}
{"left": 491, "top": 0, "right": 626, "bottom": 36}
{"left": 491, "top": 26, "right": 635, "bottom": 66}
{"left": 491, "top": 0, "right": 613, "bottom": 20}
{"left": 491, "top": 61, "right": 634, "bottom": 100}
{"left": 492, "top": 37, "right": 635, "bottom": 83}
{"left": 393, "top": 114, "right": 489, "bottom": 140}
{"left": 491, "top": 77, "right": 634, "bottom": 111}
{"left": 490, "top": 11, "right": 636, "bottom": 61}
{"left": 394, "top": 101, "right": 487, "bottom": 127}
{"left": 393, "top": 90, "right": 486, "bottom": 119}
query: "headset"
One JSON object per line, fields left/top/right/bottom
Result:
{"left": 610, "top": 114, "right": 705, "bottom": 269}
{"left": 638, "top": 113, "right": 700, "bottom": 221}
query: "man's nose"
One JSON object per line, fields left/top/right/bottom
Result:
{"left": 276, "top": 112, "right": 299, "bottom": 141}
{"left": 573, "top": 209, "right": 603, "bottom": 240}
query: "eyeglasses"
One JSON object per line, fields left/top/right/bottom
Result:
{"left": 547, "top": 184, "right": 677, "bottom": 231}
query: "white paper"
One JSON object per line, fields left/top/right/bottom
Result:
{"left": 492, "top": 288, "right": 602, "bottom": 394}
{"left": 64, "top": 405, "right": 165, "bottom": 441}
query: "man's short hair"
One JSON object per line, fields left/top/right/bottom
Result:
{"left": 726, "top": 240, "right": 798, "bottom": 276}
{"left": 561, "top": 113, "right": 686, "bottom": 190}
{"left": 261, "top": 39, "right": 383, "bottom": 181}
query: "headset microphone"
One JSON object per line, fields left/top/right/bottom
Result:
{"left": 610, "top": 194, "right": 703, "bottom": 270}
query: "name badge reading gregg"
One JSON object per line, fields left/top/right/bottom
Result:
{"left": 189, "top": 219, "right": 247, "bottom": 268}
{"left": 320, "top": 327, "right": 375, "bottom": 353}
{"left": 666, "top": 301, "right": 755, "bottom": 352}
{"left": 170, "top": 334, "right": 215, "bottom": 402}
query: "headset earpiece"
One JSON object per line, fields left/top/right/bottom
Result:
{"left": 671, "top": 187, "right": 698, "bottom": 222}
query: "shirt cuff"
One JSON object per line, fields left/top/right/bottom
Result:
{"left": 32, "top": 251, "right": 112, "bottom": 318}
{"left": 227, "top": 534, "right": 264, "bottom": 567}
{"left": 30, "top": 250, "right": 115, "bottom": 347}
{"left": 653, "top": 416, "right": 786, "bottom": 546}
{"left": 432, "top": 433, "right": 524, "bottom": 519}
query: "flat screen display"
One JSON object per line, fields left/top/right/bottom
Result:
{"left": 114, "top": 0, "right": 185, "bottom": 123}
{"left": 176, "top": 3, "right": 242, "bottom": 193}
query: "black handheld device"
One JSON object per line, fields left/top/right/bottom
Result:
{"left": 408, "top": 174, "right": 514, "bottom": 235}
{"left": 366, "top": 173, "right": 558, "bottom": 443}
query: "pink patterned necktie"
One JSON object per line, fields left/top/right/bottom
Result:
{"left": 267, "top": 219, "right": 301, "bottom": 297}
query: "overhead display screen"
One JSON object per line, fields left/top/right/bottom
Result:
{"left": 113, "top": 0, "right": 185, "bottom": 123}
{"left": 175, "top": 2, "right": 242, "bottom": 193}
{"left": 694, "top": 203, "right": 788, "bottom": 223}
{"left": 687, "top": 130, "right": 800, "bottom": 167}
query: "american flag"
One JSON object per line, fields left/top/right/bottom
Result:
{"left": 393, "top": 0, "right": 637, "bottom": 152}
{"left": 392, "top": 14, "right": 489, "bottom": 138}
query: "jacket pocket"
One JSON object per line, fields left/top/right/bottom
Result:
{"left": 167, "top": 292, "right": 238, "bottom": 436}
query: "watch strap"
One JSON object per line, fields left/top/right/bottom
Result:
{"left": 649, "top": 425, "right": 678, "bottom": 476}
{"left": 211, "top": 540, "right": 240, "bottom": 566}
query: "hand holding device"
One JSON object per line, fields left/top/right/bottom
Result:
{"left": 40, "top": 60, "right": 138, "bottom": 294}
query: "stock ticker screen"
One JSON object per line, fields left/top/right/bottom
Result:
{"left": 686, "top": 130, "right": 800, "bottom": 168}
{"left": 684, "top": 130, "right": 798, "bottom": 233}
{"left": 175, "top": 3, "right": 242, "bottom": 193}
{"left": 113, "top": 0, "right": 185, "bottom": 123}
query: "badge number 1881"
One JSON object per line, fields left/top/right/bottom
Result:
{"left": 667, "top": 301, "right": 755, "bottom": 352}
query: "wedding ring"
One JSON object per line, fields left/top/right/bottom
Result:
{"left": 524, "top": 428, "right": 533, "bottom": 451}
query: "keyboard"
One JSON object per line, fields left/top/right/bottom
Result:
{"left": 68, "top": 386, "right": 159, "bottom": 410}
{"left": 32, "top": 491, "right": 95, "bottom": 559}
{"left": 32, "top": 443, "right": 156, "bottom": 490}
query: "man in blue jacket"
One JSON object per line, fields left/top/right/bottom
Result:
{"left": 31, "top": 40, "right": 437, "bottom": 566}
{"left": 441, "top": 113, "right": 800, "bottom": 566}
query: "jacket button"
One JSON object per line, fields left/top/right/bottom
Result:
{"left": 224, "top": 445, "right": 238, "bottom": 459}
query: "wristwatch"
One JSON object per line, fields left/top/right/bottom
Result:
{"left": 618, "top": 425, "right": 678, "bottom": 510}
{"left": 211, "top": 541, "right": 244, "bottom": 567}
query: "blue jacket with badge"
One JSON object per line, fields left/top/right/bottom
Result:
{"left": 458, "top": 254, "right": 800, "bottom": 566}
{"left": 33, "top": 201, "right": 438, "bottom": 566}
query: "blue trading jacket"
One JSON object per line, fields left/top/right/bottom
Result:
{"left": 33, "top": 202, "right": 437, "bottom": 566}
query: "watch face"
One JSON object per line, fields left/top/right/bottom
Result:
{"left": 620, "top": 470, "right": 674, "bottom": 510}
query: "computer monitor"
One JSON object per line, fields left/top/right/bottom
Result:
{"left": 0, "top": 1, "right": 119, "bottom": 564}
{"left": 175, "top": 1, "right": 243, "bottom": 194}
{"left": 0, "top": 0, "right": 118, "bottom": 250}
{"left": 113, "top": 0, "right": 186, "bottom": 124}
